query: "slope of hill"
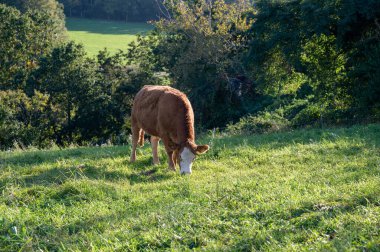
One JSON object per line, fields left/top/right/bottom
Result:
{"left": 1, "top": 124, "right": 379, "bottom": 251}
{"left": 66, "top": 18, "right": 152, "bottom": 56}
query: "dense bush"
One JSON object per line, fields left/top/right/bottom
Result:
{"left": 226, "top": 112, "right": 289, "bottom": 135}
{"left": 246, "top": 0, "right": 380, "bottom": 113}
{"left": 291, "top": 105, "right": 323, "bottom": 128}
{"left": 0, "top": 90, "right": 51, "bottom": 149}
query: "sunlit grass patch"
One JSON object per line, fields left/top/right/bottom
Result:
{"left": 66, "top": 18, "right": 152, "bottom": 57}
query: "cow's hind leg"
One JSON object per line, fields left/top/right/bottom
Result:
{"left": 138, "top": 130, "right": 145, "bottom": 146}
{"left": 130, "top": 125, "right": 142, "bottom": 163}
{"left": 151, "top": 136, "right": 160, "bottom": 165}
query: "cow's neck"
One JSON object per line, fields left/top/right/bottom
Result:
{"left": 177, "top": 102, "right": 195, "bottom": 146}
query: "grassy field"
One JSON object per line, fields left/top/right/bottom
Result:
{"left": 1, "top": 124, "right": 379, "bottom": 251}
{"left": 66, "top": 18, "right": 152, "bottom": 57}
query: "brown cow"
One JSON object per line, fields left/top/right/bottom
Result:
{"left": 130, "top": 85, "right": 209, "bottom": 174}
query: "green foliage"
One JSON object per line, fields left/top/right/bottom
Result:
{"left": 0, "top": 0, "right": 67, "bottom": 42}
{"left": 1, "top": 125, "right": 379, "bottom": 250}
{"left": 226, "top": 111, "right": 289, "bottom": 135}
{"left": 300, "top": 34, "right": 349, "bottom": 108}
{"left": 291, "top": 104, "right": 323, "bottom": 128}
{"left": 243, "top": 0, "right": 380, "bottom": 128}
{"left": 0, "top": 4, "right": 150, "bottom": 148}
{"left": 0, "top": 3, "right": 159, "bottom": 148}
{"left": 32, "top": 42, "right": 98, "bottom": 145}
{"left": 145, "top": 0, "right": 254, "bottom": 128}
{"left": 93, "top": 49, "right": 161, "bottom": 141}
{"left": 0, "top": 90, "right": 50, "bottom": 149}
{"left": 29, "top": 43, "right": 158, "bottom": 147}
{"left": 350, "top": 42, "right": 380, "bottom": 110}
{"left": 0, "top": 4, "right": 65, "bottom": 90}
{"left": 125, "top": 0, "right": 379, "bottom": 130}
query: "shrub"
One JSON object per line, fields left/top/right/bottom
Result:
{"left": 226, "top": 111, "right": 289, "bottom": 135}
{"left": 291, "top": 104, "right": 323, "bottom": 127}
{"left": 0, "top": 90, "right": 50, "bottom": 149}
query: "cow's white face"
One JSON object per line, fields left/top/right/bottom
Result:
{"left": 179, "top": 147, "right": 195, "bottom": 174}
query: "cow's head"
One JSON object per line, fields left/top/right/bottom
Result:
{"left": 175, "top": 141, "right": 209, "bottom": 174}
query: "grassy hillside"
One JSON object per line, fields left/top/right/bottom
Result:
{"left": 1, "top": 124, "right": 379, "bottom": 251}
{"left": 66, "top": 18, "right": 152, "bottom": 56}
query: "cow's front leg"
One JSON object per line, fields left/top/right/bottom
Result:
{"left": 162, "top": 139, "right": 176, "bottom": 171}
{"left": 161, "top": 137, "right": 176, "bottom": 171}
{"left": 167, "top": 150, "right": 176, "bottom": 171}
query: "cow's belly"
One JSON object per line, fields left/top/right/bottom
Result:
{"left": 135, "top": 110, "right": 160, "bottom": 137}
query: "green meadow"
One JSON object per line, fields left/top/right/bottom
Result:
{"left": 66, "top": 18, "right": 152, "bottom": 56}
{"left": 1, "top": 124, "right": 379, "bottom": 251}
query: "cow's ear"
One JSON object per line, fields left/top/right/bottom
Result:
{"left": 195, "top": 145, "right": 209, "bottom": 155}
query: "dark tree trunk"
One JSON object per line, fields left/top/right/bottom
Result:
{"left": 67, "top": 99, "right": 72, "bottom": 144}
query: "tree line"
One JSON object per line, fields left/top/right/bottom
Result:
{"left": 58, "top": 0, "right": 161, "bottom": 21}
{"left": 0, "top": 0, "right": 379, "bottom": 150}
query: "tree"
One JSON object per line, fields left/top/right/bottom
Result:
{"left": 32, "top": 42, "right": 97, "bottom": 145}
{"left": 60, "top": 0, "right": 80, "bottom": 17}
{"left": 0, "top": 0, "right": 67, "bottom": 42}
{"left": 0, "top": 90, "right": 50, "bottom": 149}
{"left": 135, "top": 0, "right": 254, "bottom": 128}
{"left": 245, "top": 0, "right": 380, "bottom": 119}
{"left": 0, "top": 4, "right": 64, "bottom": 90}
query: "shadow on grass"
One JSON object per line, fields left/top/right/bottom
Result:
{"left": 7, "top": 162, "right": 173, "bottom": 188}
{"left": 1, "top": 145, "right": 175, "bottom": 188}
{"left": 19, "top": 165, "right": 129, "bottom": 186}
{"left": 127, "top": 168, "right": 174, "bottom": 185}
{"left": 2, "top": 146, "right": 129, "bottom": 167}
{"left": 66, "top": 18, "right": 152, "bottom": 35}
{"left": 125, "top": 156, "right": 175, "bottom": 184}
{"left": 126, "top": 157, "right": 154, "bottom": 170}
{"left": 229, "top": 192, "right": 380, "bottom": 251}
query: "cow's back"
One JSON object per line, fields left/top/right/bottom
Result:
{"left": 131, "top": 85, "right": 193, "bottom": 139}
